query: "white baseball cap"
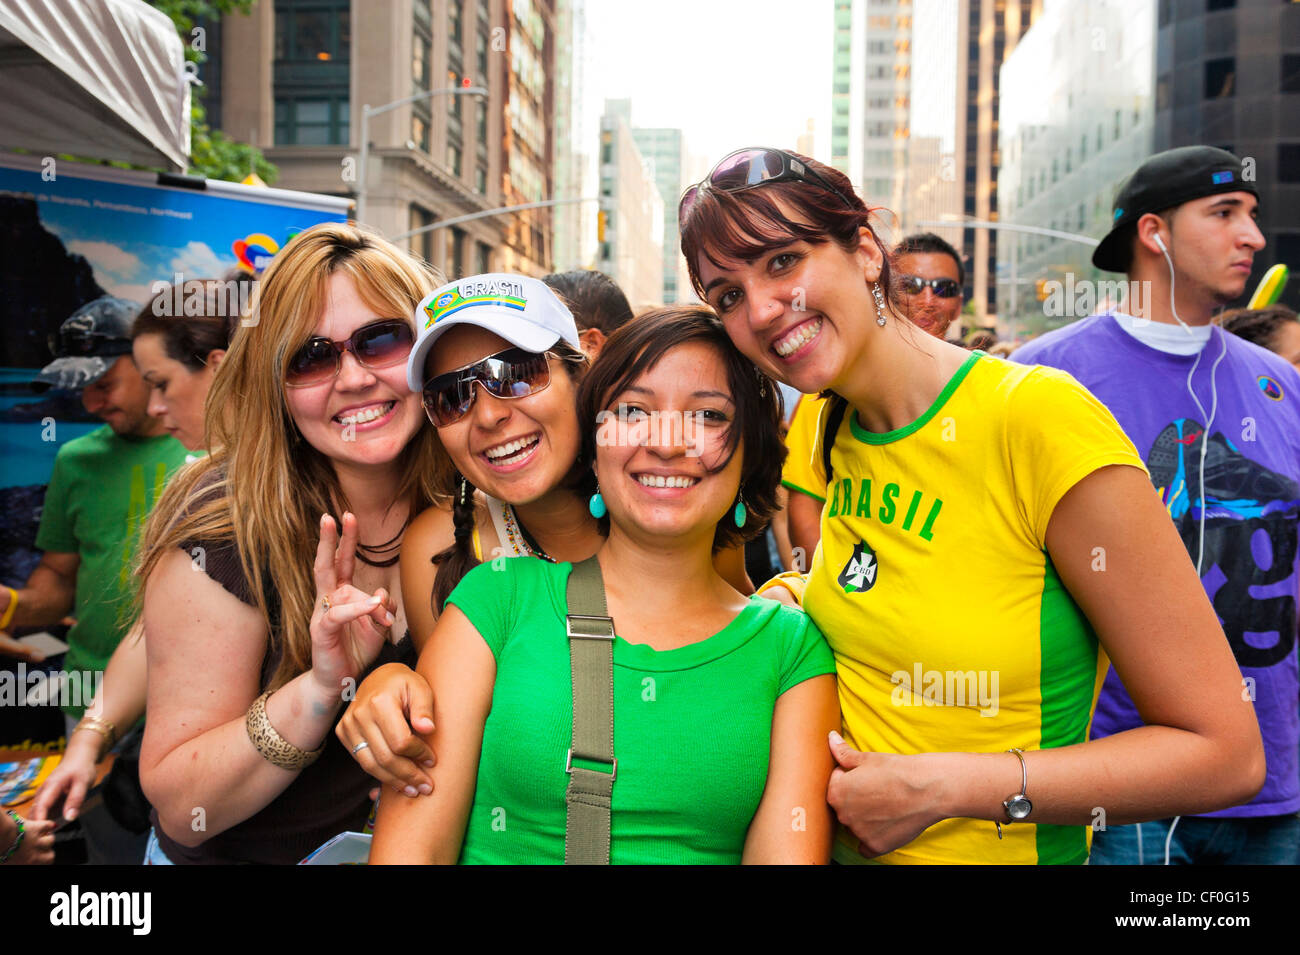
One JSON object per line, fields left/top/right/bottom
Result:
{"left": 407, "top": 273, "right": 581, "bottom": 391}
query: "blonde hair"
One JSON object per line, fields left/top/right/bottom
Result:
{"left": 138, "top": 222, "right": 448, "bottom": 690}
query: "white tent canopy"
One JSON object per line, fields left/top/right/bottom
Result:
{"left": 0, "top": 0, "right": 190, "bottom": 172}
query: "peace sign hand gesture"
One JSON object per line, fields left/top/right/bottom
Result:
{"left": 309, "top": 512, "right": 397, "bottom": 703}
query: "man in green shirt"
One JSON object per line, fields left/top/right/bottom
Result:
{"left": 2, "top": 298, "right": 190, "bottom": 721}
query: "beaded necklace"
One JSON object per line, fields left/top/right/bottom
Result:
{"left": 500, "top": 502, "right": 557, "bottom": 563}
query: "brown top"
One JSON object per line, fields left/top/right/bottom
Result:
{"left": 148, "top": 520, "right": 413, "bottom": 865}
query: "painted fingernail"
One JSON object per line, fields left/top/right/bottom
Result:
{"left": 829, "top": 730, "right": 844, "bottom": 746}
{"left": 418, "top": 784, "right": 432, "bottom": 795}
{"left": 422, "top": 759, "right": 435, "bottom": 768}
{"left": 403, "top": 785, "right": 418, "bottom": 797}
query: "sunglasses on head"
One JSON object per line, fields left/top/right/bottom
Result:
{"left": 285, "top": 319, "right": 414, "bottom": 388}
{"left": 678, "top": 147, "right": 856, "bottom": 229}
{"left": 421, "top": 347, "right": 552, "bottom": 427}
{"left": 899, "top": 276, "right": 962, "bottom": 299}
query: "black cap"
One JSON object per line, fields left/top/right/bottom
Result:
{"left": 1092, "top": 146, "right": 1259, "bottom": 273}
{"left": 34, "top": 296, "right": 138, "bottom": 390}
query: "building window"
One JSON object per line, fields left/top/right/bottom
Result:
{"left": 1205, "top": 58, "right": 1235, "bottom": 99}
{"left": 477, "top": 30, "right": 489, "bottom": 79}
{"left": 1283, "top": 55, "right": 1300, "bottom": 93}
{"left": 448, "top": 228, "right": 466, "bottom": 279}
{"left": 1280, "top": 144, "right": 1300, "bottom": 183}
{"left": 412, "top": 114, "right": 430, "bottom": 153}
{"left": 410, "top": 205, "right": 435, "bottom": 267}
{"left": 476, "top": 241, "right": 491, "bottom": 274}
{"left": 475, "top": 164, "right": 487, "bottom": 193}
{"left": 448, "top": 143, "right": 463, "bottom": 176}
{"left": 413, "top": 32, "right": 431, "bottom": 92}
{"left": 274, "top": 0, "right": 350, "bottom": 145}
{"left": 1206, "top": 0, "right": 1235, "bottom": 10}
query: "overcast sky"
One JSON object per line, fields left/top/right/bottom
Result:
{"left": 584, "top": 0, "right": 835, "bottom": 176}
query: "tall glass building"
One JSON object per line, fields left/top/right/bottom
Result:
{"left": 997, "top": 0, "right": 1156, "bottom": 336}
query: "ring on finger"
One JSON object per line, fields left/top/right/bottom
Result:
{"left": 351, "top": 740, "right": 370, "bottom": 755}
{"left": 321, "top": 595, "right": 331, "bottom": 612}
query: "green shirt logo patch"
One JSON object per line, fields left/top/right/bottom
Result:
{"left": 838, "top": 538, "right": 878, "bottom": 593}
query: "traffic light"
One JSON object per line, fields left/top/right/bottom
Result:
{"left": 597, "top": 209, "right": 607, "bottom": 242}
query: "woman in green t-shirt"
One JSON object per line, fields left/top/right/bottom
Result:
{"left": 369, "top": 307, "right": 839, "bottom": 864}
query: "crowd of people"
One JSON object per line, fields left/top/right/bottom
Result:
{"left": 1, "top": 142, "right": 1296, "bottom": 866}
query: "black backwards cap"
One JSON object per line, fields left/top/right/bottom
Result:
{"left": 1092, "top": 145, "right": 1259, "bottom": 273}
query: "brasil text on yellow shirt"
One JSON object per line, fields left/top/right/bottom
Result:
{"left": 802, "top": 352, "right": 1146, "bottom": 864}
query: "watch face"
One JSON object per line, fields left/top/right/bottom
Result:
{"left": 1005, "top": 795, "right": 1033, "bottom": 821}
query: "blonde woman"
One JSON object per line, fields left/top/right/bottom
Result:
{"left": 136, "top": 223, "right": 444, "bottom": 864}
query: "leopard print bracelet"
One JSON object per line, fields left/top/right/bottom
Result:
{"left": 245, "top": 691, "right": 326, "bottom": 772}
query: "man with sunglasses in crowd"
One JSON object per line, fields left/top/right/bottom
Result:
{"left": 780, "top": 233, "right": 968, "bottom": 564}
{"left": 893, "top": 232, "right": 966, "bottom": 342}
{"left": 1, "top": 297, "right": 189, "bottom": 862}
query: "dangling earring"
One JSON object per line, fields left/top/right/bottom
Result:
{"left": 588, "top": 483, "right": 607, "bottom": 519}
{"left": 733, "top": 491, "right": 748, "bottom": 529}
{"left": 459, "top": 476, "right": 468, "bottom": 507}
{"left": 872, "top": 282, "right": 887, "bottom": 327}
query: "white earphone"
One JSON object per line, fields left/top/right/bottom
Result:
{"left": 1152, "top": 227, "right": 1227, "bottom": 577}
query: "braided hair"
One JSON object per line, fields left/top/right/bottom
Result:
{"left": 431, "top": 474, "right": 480, "bottom": 614}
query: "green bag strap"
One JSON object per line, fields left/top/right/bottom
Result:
{"left": 563, "top": 556, "right": 616, "bottom": 865}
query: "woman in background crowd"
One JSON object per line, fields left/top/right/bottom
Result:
{"left": 1219, "top": 304, "right": 1300, "bottom": 372}
{"left": 31, "top": 278, "right": 236, "bottom": 833}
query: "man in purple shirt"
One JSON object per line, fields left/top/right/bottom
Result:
{"left": 1015, "top": 146, "right": 1298, "bottom": 864}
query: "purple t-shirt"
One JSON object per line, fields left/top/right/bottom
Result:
{"left": 1015, "top": 313, "right": 1300, "bottom": 817}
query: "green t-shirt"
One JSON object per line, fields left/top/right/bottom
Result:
{"left": 34, "top": 425, "right": 192, "bottom": 716}
{"left": 445, "top": 557, "right": 836, "bottom": 864}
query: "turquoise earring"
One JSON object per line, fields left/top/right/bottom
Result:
{"left": 733, "top": 493, "right": 747, "bottom": 529}
{"left": 589, "top": 485, "right": 607, "bottom": 519}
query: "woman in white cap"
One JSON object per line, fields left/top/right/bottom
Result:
{"left": 369, "top": 305, "right": 838, "bottom": 863}
{"left": 335, "top": 274, "right": 752, "bottom": 795}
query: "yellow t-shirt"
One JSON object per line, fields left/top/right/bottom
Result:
{"left": 805, "top": 352, "right": 1146, "bottom": 865}
{"left": 781, "top": 394, "right": 828, "bottom": 502}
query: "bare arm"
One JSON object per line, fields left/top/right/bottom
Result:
{"left": 742, "top": 674, "right": 838, "bottom": 864}
{"left": 30, "top": 622, "right": 148, "bottom": 821}
{"left": 336, "top": 504, "right": 456, "bottom": 790}
{"left": 829, "top": 466, "right": 1264, "bottom": 855}
{"left": 369, "top": 604, "right": 495, "bottom": 864}
{"left": 141, "top": 515, "right": 395, "bottom": 848}
{"left": 1, "top": 552, "right": 79, "bottom": 634}
{"left": 785, "top": 490, "right": 822, "bottom": 573}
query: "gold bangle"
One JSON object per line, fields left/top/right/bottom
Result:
{"left": 245, "top": 691, "right": 326, "bottom": 772}
{"left": 0, "top": 586, "right": 17, "bottom": 630}
{"left": 75, "top": 716, "right": 117, "bottom": 759}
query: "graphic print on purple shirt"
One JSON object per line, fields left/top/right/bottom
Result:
{"left": 1014, "top": 314, "right": 1300, "bottom": 817}
{"left": 1148, "top": 418, "right": 1300, "bottom": 668}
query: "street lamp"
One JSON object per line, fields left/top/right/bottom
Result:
{"left": 356, "top": 86, "right": 488, "bottom": 224}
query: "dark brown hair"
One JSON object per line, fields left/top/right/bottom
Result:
{"left": 679, "top": 151, "right": 897, "bottom": 482}
{"left": 1219, "top": 304, "right": 1299, "bottom": 354}
{"left": 543, "top": 270, "right": 633, "bottom": 334}
{"left": 132, "top": 278, "right": 240, "bottom": 368}
{"left": 429, "top": 340, "right": 590, "bottom": 614}
{"left": 576, "top": 305, "right": 785, "bottom": 553}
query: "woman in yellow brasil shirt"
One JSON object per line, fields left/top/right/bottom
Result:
{"left": 678, "top": 147, "right": 1264, "bottom": 865}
